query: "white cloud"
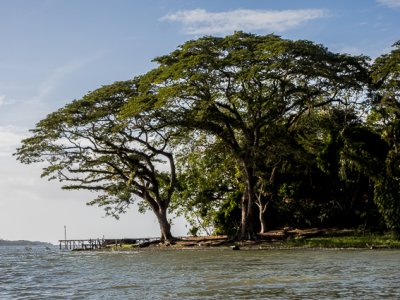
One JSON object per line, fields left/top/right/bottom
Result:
{"left": 0, "top": 126, "right": 27, "bottom": 156}
{"left": 160, "top": 8, "right": 328, "bottom": 35}
{"left": 377, "top": 0, "right": 400, "bottom": 7}
{"left": 0, "top": 95, "right": 7, "bottom": 106}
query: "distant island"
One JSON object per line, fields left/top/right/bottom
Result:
{"left": 0, "top": 239, "right": 53, "bottom": 247}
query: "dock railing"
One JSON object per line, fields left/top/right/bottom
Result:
{"left": 59, "top": 237, "right": 160, "bottom": 250}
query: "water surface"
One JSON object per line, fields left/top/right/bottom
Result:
{"left": 1, "top": 246, "right": 399, "bottom": 299}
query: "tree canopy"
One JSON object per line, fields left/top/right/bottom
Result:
{"left": 15, "top": 78, "right": 177, "bottom": 241}
{"left": 15, "top": 33, "right": 400, "bottom": 241}
{"left": 369, "top": 41, "right": 400, "bottom": 232}
{"left": 124, "top": 32, "right": 370, "bottom": 239}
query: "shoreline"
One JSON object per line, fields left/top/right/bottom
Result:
{"left": 83, "top": 228, "right": 400, "bottom": 252}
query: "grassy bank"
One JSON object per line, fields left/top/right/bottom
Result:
{"left": 251, "top": 228, "right": 400, "bottom": 249}
{"left": 278, "top": 233, "right": 400, "bottom": 249}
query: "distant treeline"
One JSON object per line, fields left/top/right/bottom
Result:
{"left": 0, "top": 239, "right": 52, "bottom": 246}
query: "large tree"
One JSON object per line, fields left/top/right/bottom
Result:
{"left": 15, "top": 79, "right": 177, "bottom": 241}
{"left": 126, "top": 32, "right": 369, "bottom": 239}
{"left": 370, "top": 41, "right": 400, "bottom": 232}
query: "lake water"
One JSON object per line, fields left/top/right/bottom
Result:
{"left": 1, "top": 246, "right": 400, "bottom": 299}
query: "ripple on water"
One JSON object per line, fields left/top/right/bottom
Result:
{"left": 1, "top": 247, "right": 400, "bottom": 299}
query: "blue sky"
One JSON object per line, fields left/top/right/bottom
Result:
{"left": 0, "top": 0, "right": 399, "bottom": 243}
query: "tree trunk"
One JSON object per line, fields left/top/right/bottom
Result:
{"left": 240, "top": 192, "right": 249, "bottom": 239}
{"left": 239, "top": 167, "right": 257, "bottom": 240}
{"left": 258, "top": 167, "right": 276, "bottom": 234}
{"left": 259, "top": 205, "right": 268, "bottom": 234}
{"left": 154, "top": 206, "right": 174, "bottom": 242}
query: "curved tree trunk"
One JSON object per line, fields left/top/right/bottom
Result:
{"left": 259, "top": 206, "right": 268, "bottom": 234}
{"left": 256, "top": 194, "right": 269, "bottom": 234}
{"left": 154, "top": 206, "right": 174, "bottom": 242}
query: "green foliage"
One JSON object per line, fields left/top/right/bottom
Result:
{"left": 285, "top": 233, "right": 400, "bottom": 248}
{"left": 15, "top": 78, "right": 177, "bottom": 240}
{"left": 369, "top": 41, "right": 400, "bottom": 232}
{"left": 374, "top": 179, "right": 400, "bottom": 232}
{"left": 125, "top": 31, "right": 370, "bottom": 239}
{"left": 171, "top": 136, "right": 241, "bottom": 236}
{"left": 15, "top": 33, "right": 400, "bottom": 238}
{"left": 213, "top": 193, "right": 241, "bottom": 237}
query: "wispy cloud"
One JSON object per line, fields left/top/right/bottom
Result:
{"left": 0, "top": 126, "right": 27, "bottom": 156}
{"left": 160, "top": 8, "right": 328, "bottom": 35}
{"left": 377, "top": 0, "right": 400, "bottom": 7}
{"left": 32, "top": 52, "right": 105, "bottom": 105}
{"left": 0, "top": 95, "right": 6, "bottom": 107}
{"left": 33, "top": 60, "right": 89, "bottom": 104}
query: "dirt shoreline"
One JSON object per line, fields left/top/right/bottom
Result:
{"left": 95, "top": 228, "right": 400, "bottom": 251}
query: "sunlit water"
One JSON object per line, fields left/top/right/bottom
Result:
{"left": 1, "top": 246, "right": 400, "bottom": 299}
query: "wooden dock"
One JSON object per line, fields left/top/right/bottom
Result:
{"left": 59, "top": 237, "right": 159, "bottom": 250}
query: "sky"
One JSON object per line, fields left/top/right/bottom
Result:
{"left": 0, "top": 0, "right": 399, "bottom": 244}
